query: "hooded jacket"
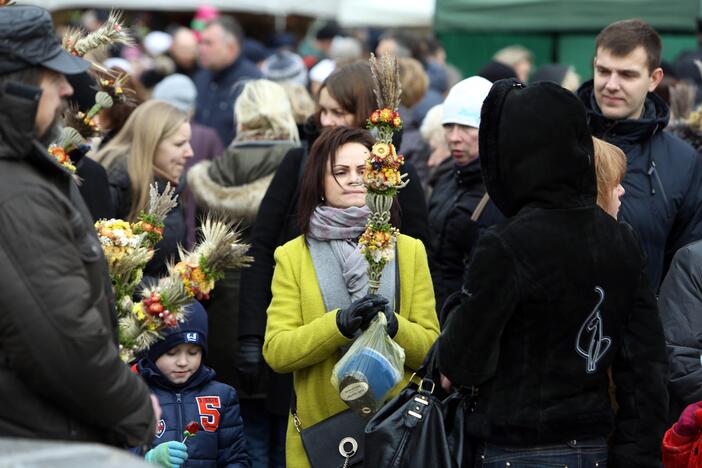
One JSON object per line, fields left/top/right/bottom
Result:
{"left": 0, "top": 80, "right": 154, "bottom": 444}
{"left": 439, "top": 80, "right": 668, "bottom": 467}
{"left": 138, "top": 360, "right": 249, "bottom": 467}
{"left": 578, "top": 81, "right": 702, "bottom": 288}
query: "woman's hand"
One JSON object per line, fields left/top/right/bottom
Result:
{"left": 440, "top": 373, "right": 452, "bottom": 392}
{"left": 336, "top": 294, "right": 389, "bottom": 338}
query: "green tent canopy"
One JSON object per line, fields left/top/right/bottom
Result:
{"left": 435, "top": 0, "right": 700, "bottom": 33}
{"left": 435, "top": 0, "right": 701, "bottom": 80}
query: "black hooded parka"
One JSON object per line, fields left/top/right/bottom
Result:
{"left": 439, "top": 81, "right": 668, "bottom": 467}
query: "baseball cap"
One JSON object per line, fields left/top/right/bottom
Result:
{"left": 0, "top": 5, "right": 90, "bottom": 76}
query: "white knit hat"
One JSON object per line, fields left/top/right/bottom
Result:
{"left": 442, "top": 76, "right": 493, "bottom": 128}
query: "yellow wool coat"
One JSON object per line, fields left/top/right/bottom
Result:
{"left": 263, "top": 234, "right": 440, "bottom": 468}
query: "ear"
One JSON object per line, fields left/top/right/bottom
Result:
{"left": 648, "top": 67, "right": 664, "bottom": 92}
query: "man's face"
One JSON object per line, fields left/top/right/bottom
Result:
{"left": 593, "top": 46, "right": 663, "bottom": 121}
{"left": 443, "top": 123, "right": 479, "bottom": 166}
{"left": 198, "top": 24, "right": 237, "bottom": 71}
{"left": 36, "top": 70, "right": 72, "bottom": 143}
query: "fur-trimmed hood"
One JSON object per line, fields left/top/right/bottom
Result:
{"left": 187, "top": 141, "right": 296, "bottom": 224}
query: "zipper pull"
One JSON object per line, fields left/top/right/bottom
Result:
{"left": 176, "top": 393, "right": 182, "bottom": 403}
{"left": 648, "top": 162, "right": 656, "bottom": 195}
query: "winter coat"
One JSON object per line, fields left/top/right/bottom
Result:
{"left": 108, "top": 160, "right": 186, "bottom": 280}
{"left": 662, "top": 426, "right": 702, "bottom": 468}
{"left": 439, "top": 81, "right": 668, "bottom": 466}
{"left": 187, "top": 140, "right": 296, "bottom": 394}
{"left": 427, "top": 158, "right": 505, "bottom": 309}
{"left": 0, "top": 80, "right": 154, "bottom": 445}
{"left": 659, "top": 240, "right": 702, "bottom": 421}
{"left": 237, "top": 128, "right": 432, "bottom": 414}
{"left": 138, "top": 360, "right": 249, "bottom": 467}
{"left": 578, "top": 80, "right": 702, "bottom": 288}
{"left": 193, "top": 57, "right": 262, "bottom": 146}
{"left": 262, "top": 234, "right": 440, "bottom": 468}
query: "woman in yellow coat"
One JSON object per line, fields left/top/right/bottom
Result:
{"left": 263, "top": 126, "right": 439, "bottom": 467}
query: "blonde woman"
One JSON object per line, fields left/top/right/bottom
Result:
{"left": 592, "top": 137, "right": 626, "bottom": 218}
{"left": 94, "top": 100, "right": 193, "bottom": 277}
{"left": 187, "top": 78, "right": 301, "bottom": 467}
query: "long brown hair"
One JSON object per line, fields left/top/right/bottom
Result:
{"left": 316, "top": 61, "right": 376, "bottom": 128}
{"left": 298, "top": 126, "right": 401, "bottom": 235}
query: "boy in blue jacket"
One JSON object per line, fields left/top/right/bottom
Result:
{"left": 139, "top": 301, "right": 249, "bottom": 468}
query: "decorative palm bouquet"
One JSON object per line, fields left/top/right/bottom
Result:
{"left": 359, "top": 54, "right": 408, "bottom": 293}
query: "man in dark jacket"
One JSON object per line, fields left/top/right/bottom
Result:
{"left": 439, "top": 80, "right": 668, "bottom": 467}
{"left": 194, "top": 16, "right": 262, "bottom": 146}
{"left": 428, "top": 76, "right": 504, "bottom": 311}
{"left": 577, "top": 19, "right": 702, "bottom": 288}
{"left": 0, "top": 5, "right": 155, "bottom": 446}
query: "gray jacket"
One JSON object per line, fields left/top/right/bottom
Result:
{"left": 659, "top": 239, "right": 702, "bottom": 421}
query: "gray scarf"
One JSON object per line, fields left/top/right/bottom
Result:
{"left": 308, "top": 205, "right": 370, "bottom": 301}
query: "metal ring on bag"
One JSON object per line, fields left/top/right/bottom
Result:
{"left": 338, "top": 437, "right": 358, "bottom": 457}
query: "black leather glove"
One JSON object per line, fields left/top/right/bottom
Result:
{"left": 234, "top": 336, "right": 264, "bottom": 395}
{"left": 336, "top": 294, "right": 389, "bottom": 338}
{"left": 383, "top": 306, "right": 399, "bottom": 338}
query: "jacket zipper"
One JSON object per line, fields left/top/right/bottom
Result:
{"left": 648, "top": 160, "right": 669, "bottom": 206}
{"left": 176, "top": 393, "right": 183, "bottom": 441}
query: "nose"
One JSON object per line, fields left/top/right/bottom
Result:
{"left": 605, "top": 73, "right": 620, "bottom": 91}
{"left": 60, "top": 75, "right": 74, "bottom": 97}
{"left": 184, "top": 143, "right": 194, "bottom": 159}
{"left": 320, "top": 113, "right": 334, "bottom": 128}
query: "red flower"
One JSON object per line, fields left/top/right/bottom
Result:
{"left": 185, "top": 421, "right": 199, "bottom": 435}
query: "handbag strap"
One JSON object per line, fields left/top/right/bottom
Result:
{"left": 470, "top": 192, "right": 490, "bottom": 222}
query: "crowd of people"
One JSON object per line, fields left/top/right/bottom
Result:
{"left": 6, "top": 3, "right": 702, "bottom": 468}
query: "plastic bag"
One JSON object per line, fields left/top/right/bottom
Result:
{"left": 331, "top": 312, "right": 406, "bottom": 416}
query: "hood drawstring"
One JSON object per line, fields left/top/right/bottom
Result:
{"left": 646, "top": 124, "right": 669, "bottom": 207}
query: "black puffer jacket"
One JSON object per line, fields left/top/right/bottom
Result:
{"left": 658, "top": 239, "right": 702, "bottom": 422}
{"left": 427, "top": 158, "right": 504, "bottom": 309}
{"left": 439, "top": 81, "right": 668, "bottom": 467}
{"left": 578, "top": 81, "right": 702, "bottom": 288}
{"left": 0, "top": 81, "right": 154, "bottom": 445}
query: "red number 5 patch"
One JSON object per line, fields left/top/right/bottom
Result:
{"left": 196, "top": 396, "right": 221, "bottom": 432}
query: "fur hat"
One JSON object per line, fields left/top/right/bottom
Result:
{"left": 147, "top": 301, "right": 208, "bottom": 362}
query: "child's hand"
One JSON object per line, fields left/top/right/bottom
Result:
{"left": 145, "top": 440, "right": 188, "bottom": 468}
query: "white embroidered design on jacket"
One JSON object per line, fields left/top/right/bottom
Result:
{"left": 575, "top": 286, "right": 611, "bottom": 373}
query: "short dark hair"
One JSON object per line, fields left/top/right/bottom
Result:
{"left": 317, "top": 61, "right": 375, "bottom": 128}
{"left": 298, "top": 127, "right": 375, "bottom": 235}
{"left": 595, "top": 19, "right": 662, "bottom": 72}
{"left": 206, "top": 16, "right": 244, "bottom": 45}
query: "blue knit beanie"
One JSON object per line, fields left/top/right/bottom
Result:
{"left": 147, "top": 300, "right": 208, "bottom": 362}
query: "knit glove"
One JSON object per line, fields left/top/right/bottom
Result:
{"left": 336, "top": 294, "right": 389, "bottom": 338}
{"left": 145, "top": 441, "right": 188, "bottom": 468}
{"left": 674, "top": 401, "right": 702, "bottom": 436}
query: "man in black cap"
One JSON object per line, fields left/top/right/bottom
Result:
{"left": 0, "top": 5, "right": 157, "bottom": 445}
{"left": 439, "top": 80, "right": 667, "bottom": 466}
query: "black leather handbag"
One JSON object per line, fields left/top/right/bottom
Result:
{"left": 364, "top": 344, "right": 476, "bottom": 467}
{"left": 292, "top": 394, "right": 367, "bottom": 468}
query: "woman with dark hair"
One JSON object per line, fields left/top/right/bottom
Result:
{"left": 233, "top": 61, "right": 432, "bottom": 457}
{"left": 262, "top": 126, "right": 438, "bottom": 468}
